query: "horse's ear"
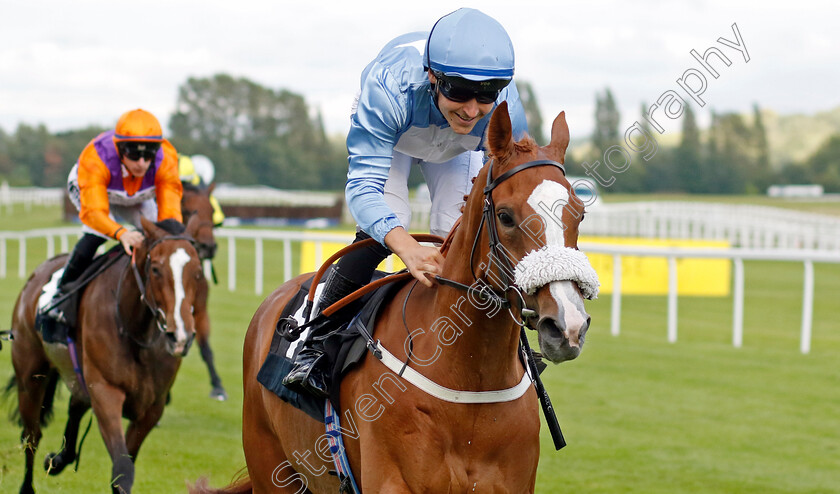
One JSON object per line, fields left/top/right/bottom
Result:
{"left": 206, "top": 182, "right": 215, "bottom": 195}
{"left": 487, "top": 101, "right": 514, "bottom": 162}
{"left": 185, "top": 213, "right": 201, "bottom": 239}
{"left": 546, "top": 111, "right": 570, "bottom": 164}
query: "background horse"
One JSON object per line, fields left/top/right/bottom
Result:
{"left": 181, "top": 182, "right": 227, "bottom": 400}
{"left": 9, "top": 216, "right": 205, "bottom": 494}
{"left": 195, "top": 103, "right": 597, "bottom": 493}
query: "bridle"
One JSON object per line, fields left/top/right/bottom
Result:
{"left": 181, "top": 209, "right": 215, "bottom": 235}
{"left": 181, "top": 207, "right": 217, "bottom": 257}
{"left": 117, "top": 235, "right": 197, "bottom": 348}
{"left": 398, "top": 157, "right": 573, "bottom": 449}
{"left": 460, "top": 157, "right": 573, "bottom": 449}
{"left": 435, "top": 158, "right": 568, "bottom": 322}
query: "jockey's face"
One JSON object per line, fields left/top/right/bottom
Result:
{"left": 122, "top": 154, "right": 153, "bottom": 178}
{"left": 430, "top": 72, "right": 494, "bottom": 135}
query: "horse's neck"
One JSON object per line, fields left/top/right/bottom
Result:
{"left": 406, "top": 225, "right": 524, "bottom": 387}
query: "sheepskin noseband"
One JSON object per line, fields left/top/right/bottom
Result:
{"left": 513, "top": 245, "right": 600, "bottom": 300}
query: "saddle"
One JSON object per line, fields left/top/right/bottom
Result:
{"left": 36, "top": 245, "right": 125, "bottom": 344}
{"left": 256, "top": 267, "right": 408, "bottom": 422}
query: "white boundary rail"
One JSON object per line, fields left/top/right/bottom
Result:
{"left": 0, "top": 227, "right": 80, "bottom": 279}
{"left": 0, "top": 185, "right": 64, "bottom": 214}
{"left": 3, "top": 227, "right": 838, "bottom": 354}
{"left": 581, "top": 202, "right": 840, "bottom": 250}
{"left": 580, "top": 243, "right": 840, "bottom": 355}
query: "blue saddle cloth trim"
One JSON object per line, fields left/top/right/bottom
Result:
{"left": 325, "top": 400, "right": 361, "bottom": 494}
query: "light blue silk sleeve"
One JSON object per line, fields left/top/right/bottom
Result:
{"left": 345, "top": 62, "right": 408, "bottom": 246}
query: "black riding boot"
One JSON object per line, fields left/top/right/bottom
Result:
{"left": 43, "top": 234, "right": 104, "bottom": 324}
{"left": 282, "top": 267, "right": 364, "bottom": 398}
{"left": 283, "top": 230, "right": 391, "bottom": 398}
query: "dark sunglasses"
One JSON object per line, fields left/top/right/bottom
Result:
{"left": 435, "top": 75, "right": 501, "bottom": 104}
{"left": 119, "top": 142, "right": 160, "bottom": 162}
{"left": 123, "top": 149, "right": 157, "bottom": 161}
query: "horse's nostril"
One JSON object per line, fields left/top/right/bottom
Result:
{"left": 538, "top": 317, "right": 565, "bottom": 338}
{"left": 200, "top": 243, "right": 217, "bottom": 260}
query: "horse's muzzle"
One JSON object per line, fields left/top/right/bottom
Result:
{"left": 164, "top": 330, "right": 195, "bottom": 357}
{"left": 536, "top": 315, "right": 590, "bottom": 363}
{"left": 197, "top": 242, "right": 217, "bottom": 260}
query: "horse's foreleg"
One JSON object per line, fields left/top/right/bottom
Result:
{"left": 196, "top": 310, "right": 226, "bottom": 400}
{"left": 125, "top": 402, "right": 165, "bottom": 460}
{"left": 89, "top": 382, "right": 133, "bottom": 494}
{"left": 44, "top": 396, "right": 90, "bottom": 476}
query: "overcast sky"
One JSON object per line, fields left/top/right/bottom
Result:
{"left": 2, "top": 0, "right": 838, "bottom": 142}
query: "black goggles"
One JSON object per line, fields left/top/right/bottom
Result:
{"left": 434, "top": 73, "right": 508, "bottom": 104}
{"left": 119, "top": 143, "right": 160, "bottom": 161}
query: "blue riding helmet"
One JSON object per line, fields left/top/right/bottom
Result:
{"left": 424, "top": 8, "right": 515, "bottom": 82}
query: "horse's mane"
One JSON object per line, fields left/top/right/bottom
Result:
{"left": 514, "top": 134, "right": 538, "bottom": 154}
{"left": 156, "top": 218, "right": 186, "bottom": 235}
{"left": 486, "top": 133, "right": 538, "bottom": 163}
{"left": 181, "top": 182, "right": 202, "bottom": 193}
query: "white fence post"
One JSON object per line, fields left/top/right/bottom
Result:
{"left": 255, "top": 237, "right": 264, "bottom": 295}
{"left": 800, "top": 260, "right": 814, "bottom": 354}
{"left": 203, "top": 259, "right": 213, "bottom": 281}
{"left": 610, "top": 254, "right": 622, "bottom": 337}
{"left": 19, "top": 237, "right": 26, "bottom": 279}
{"left": 227, "top": 237, "right": 236, "bottom": 292}
{"left": 667, "top": 256, "right": 678, "bottom": 343}
{"left": 732, "top": 258, "right": 745, "bottom": 348}
{"left": 283, "top": 239, "right": 292, "bottom": 283}
{"left": 0, "top": 238, "right": 5, "bottom": 278}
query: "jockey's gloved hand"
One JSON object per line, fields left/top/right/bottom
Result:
{"left": 119, "top": 230, "right": 145, "bottom": 254}
{"left": 384, "top": 227, "right": 443, "bottom": 288}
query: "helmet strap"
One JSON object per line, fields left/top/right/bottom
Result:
{"left": 429, "top": 72, "right": 443, "bottom": 114}
{"left": 431, "top": 83, "right": 443, "bottom": 113}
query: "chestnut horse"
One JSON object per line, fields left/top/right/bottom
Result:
{"left": 197, "top": 103, "right": 598, "bottom": 493}
{"left": 181, "top": 182, "right": 227, "bottom": 400}
{"left": 9, "top": 216, "right": 205, "bottom": 494}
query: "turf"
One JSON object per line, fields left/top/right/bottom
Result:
{"left": 1, "top": 205, "right": 839, "bottom": 493}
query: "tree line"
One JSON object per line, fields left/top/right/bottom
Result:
{"left": 0, "top": 74, "right": 349, "bottom": 191}
{"left": 580, "top": 87, "right": 840, "bottom": 194}
{"left": 1, "top": 77, "right": 838, "bottom": 194}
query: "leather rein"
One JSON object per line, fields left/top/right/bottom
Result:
{"left": 116, "top": 235, "right": 196, "bottom": 348}
{"left": 457, "top": 158, "right": 567, "bottom": 321}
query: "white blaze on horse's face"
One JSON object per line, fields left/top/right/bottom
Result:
{"left": 525, "top": 179, "right": 590, "bottom": 362}
{"left": 168, "top": 248, "right": 192, "bottom": 354}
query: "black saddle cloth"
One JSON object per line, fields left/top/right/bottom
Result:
{"left": 256, "top": 268, "right": 406, "bottom": 422}
{"left": 37, "top": 245, "right": 124, "bottom": 343}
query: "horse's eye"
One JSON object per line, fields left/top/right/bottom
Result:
{"left": 151, "top": 265, "right": 162, "bottom": 277}
{"left": 497, "top": 210, "right": 515, "bottom": 227}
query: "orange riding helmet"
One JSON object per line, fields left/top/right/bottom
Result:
{"left": 113, "top": 109, "right": 163, "bottom": 143}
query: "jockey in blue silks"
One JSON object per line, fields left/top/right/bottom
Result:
{"left": 284, "top": 8, "right": 529, "bottom": 398}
